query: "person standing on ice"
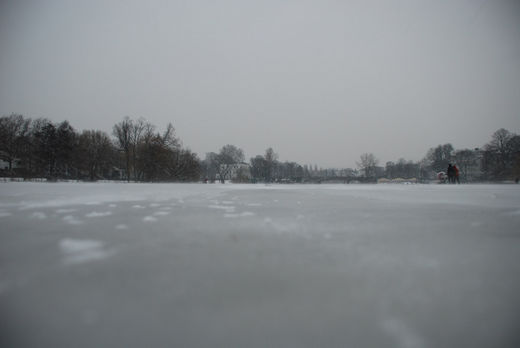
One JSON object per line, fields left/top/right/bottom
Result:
{"left": 447, "top": 164, "right": 455, "bottom": 184}
{"left": 453, "top": 164, "right": 460, "bottom": 184}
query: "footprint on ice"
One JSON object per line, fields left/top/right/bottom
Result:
{"left": 63, "top": 215, "right": 83, "bottom": 225}
{"left": 143, "top": 216, "right": 158, "bottom": 222}
{"left": 85, "top": 211, "right": 112, "bottom": 218}
{"left": 59, "top": 238, "right": 114, "bottom": 265}
{"left": 153, "top": 211, "right": 170, "bottom": 216}
{"left": 30, "top": 212, "right": 47, "bottom": 219}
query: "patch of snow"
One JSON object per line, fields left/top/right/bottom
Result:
{"left": 208, "top": 205, "right": 236, "bottom": 213}
{"left": 263, "top": 217, "right": 301, "bottom": 233}
{"left": 59, "top": 238, "right": 114, "bottom": 265}
{"left": 153, "top": 211, "right": 170, "bottom": 216}
{"left": 30, "top": 212, "right": 47, "bottom": 219}
{"left": 143, "top": 216, "right": 158, "bottom": 222}
{"left": 62, "top": 215, "right": 82, "bottom": 225}
{"left": 0, "top": 211, "right": 12, "bottom": 217}
{"left": 85, "top": 211, "right": 112, "bottom": 218}
{"left": 224, "top": 211, "right": 256, "bottom": 218}
{"left": 115, "top": 224, "right": 128, "bottom": 230}
{"left": 2, "top": 182, "right": 222, "bottom": 210}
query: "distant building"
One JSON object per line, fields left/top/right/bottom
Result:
{"left": 0, "top": 153, "right": 21, "bottom": 171}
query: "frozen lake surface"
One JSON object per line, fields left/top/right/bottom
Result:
{"left": 1, "top": 182, "right": 519, "bottom": 347}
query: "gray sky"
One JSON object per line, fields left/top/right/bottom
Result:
{"left": 1, "top": 0, "right": 519, "bottom": 168}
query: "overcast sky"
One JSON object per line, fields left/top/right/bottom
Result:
{"left": 1, "top": 0, "right": 519, "bottom": 168}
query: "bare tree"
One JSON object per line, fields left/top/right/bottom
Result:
{"left": 134, "top": 121, "right": 156, "bottom": 181}
{"left": 162, "top": 123, "right": 179, "bottom": 149}
{"left": 203, "top": 152, "right": 220, "bottom": 182}
{"left": 77, "top": 130, "right": 115, "bottom": 180}
{"left": 164, "top": 148, "right": 200, "bottom": 181}
{"left": 424, "top": 144, "right": 454, "bottom": 173}
{"left": 55, "top": 121, "right": 77, "bottom": 178}
{"left": 250, "top": 155, "right": 267, "bottom": 182}
{"left": 130, "top": 117, "right": 147, "bottom": 181}
{"left": 113, "top": 117, "right": 133, "bottom": 181}
{"left": 264, "top": 147, "right": 278, "bottom": 182}
{"left": 357, "top": 153, "right": 379, "bottom": 179}
{"left": 482, "top": 128, "right": 516, "bottom": 180}
{"left": 510, "top": 135, "right": 520, "bottom": 181}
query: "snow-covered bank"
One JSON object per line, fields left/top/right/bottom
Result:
{"left": 1, "top": 183, "right": 519, "bottom": 347}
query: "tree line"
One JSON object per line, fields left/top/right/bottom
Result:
{"left": 0, "top": 114, "right": 199, "bottom": 181}
{"left": 1, "top": 113, "right": 519, "bottom": 182}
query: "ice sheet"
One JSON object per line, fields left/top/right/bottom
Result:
{"left": 1, "top": 182, "right": 519, "bottom": 347}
